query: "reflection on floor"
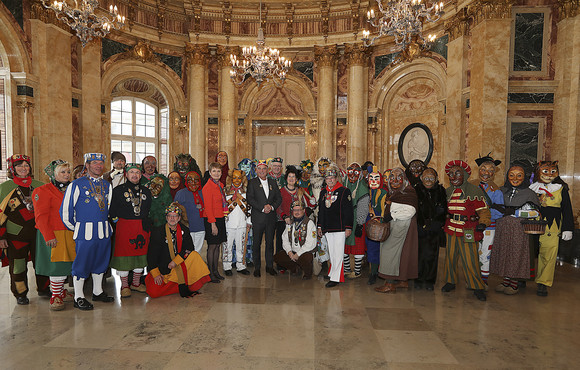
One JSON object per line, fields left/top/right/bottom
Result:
{"left": 1, "top": 252, "right": 579, "bottom": 369}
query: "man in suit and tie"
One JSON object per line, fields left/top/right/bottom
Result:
{"left": 247, "top": 160, "right": 282, "bottom": 277}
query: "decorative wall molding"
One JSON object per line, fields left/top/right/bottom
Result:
{"left": 344, "top": 43, "right": 370, "bottom": 67}
{"left": 314, "top": 45, "right": 338, "bottom": 67}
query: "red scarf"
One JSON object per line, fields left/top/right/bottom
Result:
{"left": 325, "top": 181, "right": 343, "bottom": 204}
{"left": 212, "top": 178, "right": 228, "bottom": 214}
{"left": 191, "top": 190, "right": 205, "bottom": 217}
{"left": 13, "top": 176, "right": 32, "bottom": 187}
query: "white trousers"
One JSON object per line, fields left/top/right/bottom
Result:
{"left": 224, "top": 227, "right": 247, "bottom": 270}
{"left": 325, "top": 232, "right": 345, "bottom": 283}
{"left": 191, "top": 231, "right": 206, "bottom": 253}
{"left": 478, "top": 229, "right": 495, "bottom": 280}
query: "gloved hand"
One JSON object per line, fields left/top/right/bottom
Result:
{"left": 475, "top": 223, "right": 487, "bottom": 232}
{"left": 355, "top": 224, "right": 363, "bottom": 237}
{"left": 382, "top": 212, "right": 393, "bottom": 223}
{"left": 504, "top": 206, "right": 516, "bottom": 216}
{"left": 561, "top": 231, "right": 573, "bottom": 241}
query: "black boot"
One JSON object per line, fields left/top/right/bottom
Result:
{"left": 367, "top": 274, "right": 377, "bottom": 285}
{"left": 536, "top": 283, "right": 548, "bottom": 297}
{"left": 320, "top": 261, "right": 329, "bottom": 280}
{"left": 179, "top": 284, "right": 194, "bottom": 297}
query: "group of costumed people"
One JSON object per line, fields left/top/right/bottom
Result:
{"left": 0, "top": 149, "right": 573, "bottom": 310}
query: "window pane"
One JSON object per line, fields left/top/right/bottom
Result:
{"left": 136, "top": 125, "right": 145, "bottom": 137}
{"left": 136, "top": 101, "right": 146, "bottom": 114}
{"left": 111, "top": 100, "right": 122, "bottom": 111}
{"left": 111, "top": 110, "right": 122, "bottom": 123}
{"left": 111, "top": 140, "right": 122, "bottom": 151}
{"left": 122, "top": 112, "right": 132, "bottom": 124}
{"left": 146, "top": 126, "right": 155, "bottom": 138}
{"left": 136, "top": 142, "right": 145, "bottom": 152}
{"left": 111, "top": 121, "right": 121, "bottom": 135}
{"left": 136, "top": 113, "right": 145, "bottom": 126}
{"left": 122, "top": 123, "right": 132, "bottom": 136}
{"left": 146, "top": 115, "right": 155, "bottom": 127}
{"left": 146, "top": 105, "right": 156, "bottom": 115}
{"left": 122, "top": 100, "right": 132, "bottom": 112}
{"left": 146, "top": 142, "right": 155, "bottom": 154}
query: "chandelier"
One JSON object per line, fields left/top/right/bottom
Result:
{"left": 230, "top": 2, "right": 291, "bottom": 87}
{"left": 41, "top": 0, "right": 125, "bottom": 47}
{"left": 362, "top": 0, "right": 444, "bottom": 48}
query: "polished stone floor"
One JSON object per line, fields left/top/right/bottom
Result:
{"left": 1, "top": 252, "right": 579, "bottom": 369}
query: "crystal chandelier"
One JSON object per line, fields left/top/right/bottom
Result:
{"left": 41, "top": 0, "right": 125, "bottom": 47}
{"left": 362, "top": 0, "right": 444, "bottom": 48}
{"left": 230, "top": 1, "right": 291, "bottom": 87}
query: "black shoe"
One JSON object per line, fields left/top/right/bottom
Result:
{"left": 74, "top": 297, "right": 94, "bottom": 310}
{"left": 237, "top": 269, "right": 250, "bottom": 275}
{"left": 536, "top": 283, "right": 548, "bottom": 297}
{"left": 266, "top": 267, "right": 278, "bottom": 276}
{"left": 414, "top": 280, "right": 423, "bottom": 290}
{"left": 38, "top": 290, "right": 51, "bottom": 298}
{"left": 225, "top": 270, "right": 233, "bottom": 277}
{"left": 441, "top": 283, "right": 456, "bottom": 292}
{"left": 254, "top": 270, "right": 261, "bottom": 278}
{"left": 474, "top": 289, "right": 487, "bottom": 301}
{"left": 367, "top": 274, "right": 377, "bottom": 285}
{"left": 425, "top": 283, "right": 434, "bottom": 291}
{"left": 16, "top": 296, "right": 29, "bottom": 305}
{"left": 325, "top": 281, "right": 339, "bottom": 288}
{"left": 179, "top": 284, "right": 194, "bottom": 298}
{"left": 302, "top": 275, "right": 312, "bottom": 280}
{"left": 215, "top": 272, "right": 225, "bottom": 280}
{"left": 246, "top": 261, "right": 254, "bottom": 268}
{"left": 209, "top": 278, "right": 221, "bottom": 283}
{"left": 518, "top": 281, "right": 527, "bottom": 289}
{"left": 92, "top": 292, "right": 114, "bottom": 302}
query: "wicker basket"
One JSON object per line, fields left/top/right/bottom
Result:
{"left": 520, "top": 218, "right": 548, "bottom": 235}
{"left": 366, "top": 217, "right": 390, "bottom": 242}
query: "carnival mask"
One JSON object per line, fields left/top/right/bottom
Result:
{"left": 217, "top": 151, "right": 228, "bottom": 167}
{"left": 176, "top": 161, "right": 190, "bottom": 178}
{"left": 448, "top": 166, "right": 465, "bottom": 187}
{"left": 186, "top": 172, "right": 201, "bottom": 192}
{"left": 301, "top": 169, "right": 311, "bottom": 181}
{"left": 232, "top": 169, "right": 244, "bottom": 188}
{"left": 408, "top": 160, "right": 426, "bottom": 178}
{"left": 368, "top": 172, "right": 381, "bottom": 190}
{"left": 318, "top": 158, "right": 330, "bottom": 176}
{"left": 239, "top": 163, "right": 251, "bottom": 177}
{"left": 508, "top": 167, "right": 525, "bottom": 187}
{"left": 149, "top": 177, "right": 164, "bottom": 197}
{"left": 347, "top": 164, "right": 362, "bottom": 184}
{"left": 389, "top": 170, "right": 404, "bottom": 191}
{"left": 143, "top": 156, "right": 157, "bottom": 176}
{"left": 478, "top": 162, "right": 496, "bottom": 184}
{"left": 537, "top": 161, "right": 559, "bottom": 184}
{"left": 383, "top": 169, "right": 391, "bottom": 181}
{"left": 168, "top": 172, "right": 182, "bottom": 190}
{"left": 420, "top": 168, "right": 437, "bottom": 189}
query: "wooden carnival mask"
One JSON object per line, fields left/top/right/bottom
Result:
{"left": 318, "top": 158, "right": 330, "bottom": 176}
{"left": 478, "top": 162, "right": 496, "bottom": 184}
{"left": 232, "top": 169, "right": 245, "bottom": 188}
{"left": 507, "top": 166, "right": 525, "bottom": 187}
{"left": 168, "top": 172, "right": 182, "bottom": 190}
{"left": 535, "top": 161, "right": 559, "bottom": 184}
{"left": 368, "top": 168, "right": 382, "bottom": 190}
{"left": 447, "top": 166, "right": 465, "bottom": 187}
{"left": 186, "top": 171, "right": 201, "bottom": 192}
{"left": 420, "top": 168, "right": 437, "bottom": 189}
{"left": 347, "top": 163, "right": 362, "bottom": 184}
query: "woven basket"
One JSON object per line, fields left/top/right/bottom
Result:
{"left": 520, "top": 219, "right": 548, "bottom": 235}
{"left": 365, "top": 216, "right": 390, "bottom": 242}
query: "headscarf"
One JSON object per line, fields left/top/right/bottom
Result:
{"left": 168, "top": 170, "right": 185, "bottom": 199}
{"left": 44, "top": 159, "right": 70, "bottom": 190}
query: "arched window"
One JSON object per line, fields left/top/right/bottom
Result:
{"left": 110, "top": 97, "right": 169, "bottom": 173}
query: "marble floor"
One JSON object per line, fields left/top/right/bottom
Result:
{"left": 0, "top": 252, "right": 579, "bottom": 370}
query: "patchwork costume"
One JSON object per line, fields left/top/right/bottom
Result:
{"left": 274, "top": 213, "right": 317, "bottom": 278}
{"left": 0, "top": 154, "right": 48, "bottom": 303}
{"left": 343, "top": 163, "right": 369, "bottom": 279}
{"left": 442, "top": 160, "right": 491, "bottom": 300}
{"left": 224, "top": 173, "right": 251, "bottom": 272}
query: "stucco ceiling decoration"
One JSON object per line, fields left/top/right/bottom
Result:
{"left": 252, "top": 86, "right": 305, "bottom": 116}
{"left": 113, "top": 78, "right": 167, "bottom": 106}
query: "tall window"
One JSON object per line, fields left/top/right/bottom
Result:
{"left": 111, "top": 98, "right": 168, "bottom": 173}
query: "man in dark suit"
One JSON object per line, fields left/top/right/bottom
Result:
{"left": 247, "top": 160, "right": 282, "bottom": 277}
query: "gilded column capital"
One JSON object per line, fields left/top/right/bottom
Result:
{"left": 468, "top": 0, "right": 514, "bottom": 27}
{"left": 444, "top": 9, "right": 470, "bottom": 41}
{"left": 16, "top": 101, "right": 34, "bottom": 109}
{"left": 216, "top": 45, "right": 240, "bottom": 69}
{"left": 344, "top": 43, "right": 371, "bottom": 67}
{"left": 557, "top": 0, "right": 580, "bottom": 20}
{"left": 314, "top": 45, "right": 338, "bottom": 67}
{"left": 185, "top": 43, "right": 210, "bottom": 66}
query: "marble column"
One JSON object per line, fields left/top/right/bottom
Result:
{"left": 187, "top": 43, "right": 209, "bottom": 168}
{"left": 345, "top": 43, "right": 368, "bottom": 165}
{"left": 552, "top": 6, "right": 580, "bottom": 210}
{"left": 467, "top": 3, "right": 512, "bottom": 175}
{"left": 29, "top": 20, "right": 73, "bottom": 174}
{"left": 217, "top": 45, "right": 239, "bottom": 163}
{"left": 80, "top": 40, "right": 103, "bottom": 155}
{"left": 314, "top": 45, "right": 338, "bottom": 160}
{"left": 444, "top": 14, "right": 469, "bottom": 165}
